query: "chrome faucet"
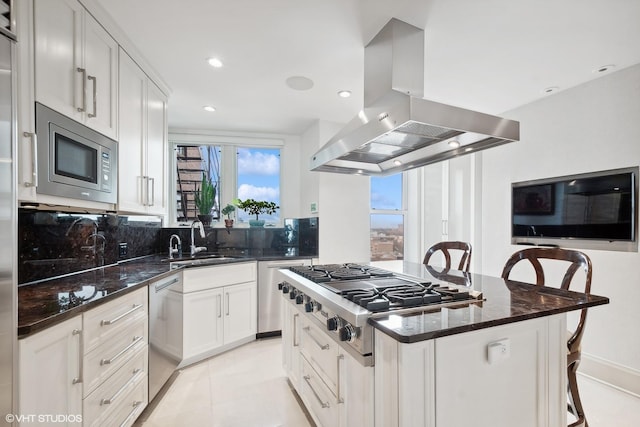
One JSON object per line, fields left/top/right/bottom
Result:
{"left": 190, "top": 220, "right": 207, "bottom": 257}
{"left": 169, "top": 234, "right": 182, "bottom": 259}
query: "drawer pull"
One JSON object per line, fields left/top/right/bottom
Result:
{"left": 119, "top": 401, "right": 143, "bottom": 427}
{"left": 72, "top": 329, "right": 83, "bottom": 385}
{"left": 303, "top": 326, "right": 329, "bottom": 350}
{"left": 100, "top": 368, "right": 142, "bottom": 405}
{"left": 336, "top": 354, "right": 344, "bottom": 404}
{"left": 100, "top": 336, "right": 143, "bottom": 366}
{"left": 101, "top": 304, "right": 143, "bottom": 326}
{"left": 303, "top": 375, "right": 330, "bottom": 409}
{"left": 293, "top": 314, "right": 299, "bottom": 347}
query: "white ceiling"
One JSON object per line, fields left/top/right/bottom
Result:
{"left": 95, "top": 0, "right": 640, "bottom": 136}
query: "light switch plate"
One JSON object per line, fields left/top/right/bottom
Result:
{"left": 487, "top": 338, "right": 510, "bottom": 364}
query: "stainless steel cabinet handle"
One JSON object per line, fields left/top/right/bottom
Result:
{"left": 23, "top": 132, "right": 38, "bottom": 187}
{"left": 303, "top": 375, "right": 330, "bottom": 408}
{"left": 101, "top": 304, "right": 143, "bottom": 326}
{"left": 76, "top": 67, "right": 86, "bottom": 112}
{"left": 100, "top": 368, "right": 142, "bottom": 405}
{"left": 71, "top": 329, "right": 83, "bottom": 385}
{"left": 292, "top": 313, "right": 299, "bottom": 347}
{"left": 217, "top": 294, "right": 222, "bottom": 318}
{"left": 88, "top": 75, "right": 97, "bottom": 117}
{"left": 155, "top": 277, "right": 179, "bottom": 293}
{"left": 267, "top": 263, "right": 307, "bottom": 269}
{"left": 226, "top": 292, "right": 230, "bottom": 316}
{"left": 303, "top": 326, "right": 329, "bottom": 350}
{"left": 142, "top": 176, "right": 149, "bottom": 206}
{"left": 119, "top": 401, "right": 143, "bottom": 427}
{"left": 148, "top": 177, "right": 155, "bottom": 206}
{"left": 336, "top": 354, "right": 344, "bottom": 404}
{"left": 100, "top": 336, "right": 143, "bottom": 365}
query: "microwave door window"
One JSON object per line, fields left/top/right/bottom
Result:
{"left": 55, "top": 134, "right": 98, "bottom": 183}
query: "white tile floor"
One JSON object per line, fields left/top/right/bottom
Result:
{"left": 136, "top": 337, "right": 640, "bottom": 427}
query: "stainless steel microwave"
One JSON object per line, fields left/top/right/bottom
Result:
{"left": 35, "top": 102, "right": 117, "bottom": 204}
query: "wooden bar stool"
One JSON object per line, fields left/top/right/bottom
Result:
{"left": 501, "top": 247, "right": 592, "bottom": 427}
{"left": 423, "top": 241, "right": 472, "bottom": 273}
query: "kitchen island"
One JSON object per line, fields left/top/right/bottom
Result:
{"left": 279, "top": 262, "right": 608, "bottom": 427}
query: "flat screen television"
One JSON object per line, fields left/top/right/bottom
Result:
{"left": 511, "top": 167, "right": 638, "bottom": 251}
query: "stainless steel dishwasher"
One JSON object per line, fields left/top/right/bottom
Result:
{"left": 148, "top": 272, "right": 183, "bottom": 401}
{"left": 257, "top": 259, "right": 311, "bottom": 337}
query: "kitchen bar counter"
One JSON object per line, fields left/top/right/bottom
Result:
{"left": 368, "top": 262, "right": 609, "bottom": 343}
{"left": 17, "top": 254, "right": 261, "bottom": 337}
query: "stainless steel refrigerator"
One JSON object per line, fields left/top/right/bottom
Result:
{"left": 0, "top": 6, "right": 16, "bottom": 425}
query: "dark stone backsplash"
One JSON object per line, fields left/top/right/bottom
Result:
{"left": 19, "top": 210, "right": 319, "bottom": 284}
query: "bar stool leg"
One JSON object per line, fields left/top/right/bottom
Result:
{"left": 567, "top": 360, "right": 587, "bottom": 427}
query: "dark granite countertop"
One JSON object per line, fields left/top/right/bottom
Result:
{"left": 17, "top": 254, "right": 263, "bottom": 338}
{"left": 368, "top": 262, "right": 610, "bottom": 343}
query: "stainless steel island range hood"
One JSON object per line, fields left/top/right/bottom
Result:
{"left": 310, "top": 18, "right": 520, "bottom": 176}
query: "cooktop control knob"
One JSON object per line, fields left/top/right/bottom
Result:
{"left": 304, "top": 301, "right": 314, "bottom": 312}
{"left": 326, "top": 316, "right": 340, "bottom": 331}
{"left": 339, "top": 324, "right": 356, "bottom": 343}
{"left": 295, "top": 293, "right": 304, "bottom": 304}
{"left": 281, "top": 284, "right": 290, "bottom": 294}
{"left": 289, "top": 289, "right": 297, "bottom": 299}
{"left": 278, "top": 282, "right": 284, "bottom": 290}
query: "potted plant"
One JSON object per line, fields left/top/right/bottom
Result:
{"left": 194, "top": 173, "right": 216, "bottom": 226}
{"left": 221, "top": 203, "right": 236, "bottom": 228}
{"left": 238, "top": 199, "right": 279, "bottom": 227}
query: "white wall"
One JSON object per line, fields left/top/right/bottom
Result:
{"left": 301, "top": 121, "right": 370, "bottom": 263}
{"left": 480, "top": 63, "right": 640, "bottom": 392}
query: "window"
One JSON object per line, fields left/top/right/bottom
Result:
{"left": 236, "top": 147, "right": 281, "bottom": 223}
{"left": 172, "top": 141, "right": 281, "bottom": 226}
{"left": 370, "top": 174, "right": 405, "bottom": 261}
{"left": 175, "top": 145, "right": 221, "bottom": 222}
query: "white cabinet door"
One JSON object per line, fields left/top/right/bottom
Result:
{"left": 183, "top": 288, "right": 224, "bottom": 359}
{"left": 34, "top": 0, "right": 83, "bottom": 123}
{"left": 19, "top": 316, "right": 83, "bottom": 426}
{"left": 145, "top": 80, "right": 167, "bottom": 216}
{"left": 82, "top": 12, "right": 118, "bottom": 139}
{"left": 117, "top": 49, "right": 146, "bottom": 212}
{"left": 224, "top": 282, "right": 257, "bottom": 344}
{"left": 118, "top": 48, "right": 168, "bottom": 216}
{"left": 33, "top": 0, "right": 117, "bottom": 139}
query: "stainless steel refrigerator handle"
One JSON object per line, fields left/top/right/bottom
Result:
{"left": 101, "top": 304, "right": 143, "bottom": 326}
{"left": 72, "top": 329, "right": 83, "bottom": 384}
{"left": 100, "top": 368, "right": 142, "bottom": 405}
{"left": 303, "top": 375, "right": 330, "bottom": 408}
{"left": 87, "top": 75, "right": 97, "bottom": 118}
{"left": 100, "top": 336, "right": 143, "bottom": 365}
{"left": 76, "top": 67, "right": 86, "bottom": 112}
{"left": 23, "top": 132, "right": 37, "bottom": 187}
{"left": 303, "top": 326, "right": 329, "bottom": 350}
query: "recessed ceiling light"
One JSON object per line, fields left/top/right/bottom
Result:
{"left": 207, "top": 57, "right": 223, "bottom": 68}
{"left": 338, "top": 90, "right": 352, "bottom": 98}
{"left": 593, "top": 64, "right": 615, "bottom": 74}
{"left": 393, "top": 159, "right": 402, "bottom": 166}
{"left": 203, "top": 106, "right": 216, "bottom": 112}
{"left": 286, "top": 76, "right": 314, "bottom": 91}
{"left": 448, "top": 140, "right": 460, "bottom": 148}
{"left": 542, "top": 86, "right": 559, "bottom": 94}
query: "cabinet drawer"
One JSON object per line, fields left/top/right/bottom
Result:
{"left": 102, "top": 376, "right": 147, "bottom": 427}
{"left": 301, "top": 357, "right": 339, "bottom": 427}
{"left": 84, "top": 287, "right": 148, "bottom": 353}
{"left": 300, "top": 318, "right": 339, "bottom": 396}
{"left": 181, "top": 262, "right": 257, "bottom": 293}
{"left": 84, "top": 318, "right": 147, "bottom": 396}
{"left": 83, "top": 345, "right": 147, "bottom": 426}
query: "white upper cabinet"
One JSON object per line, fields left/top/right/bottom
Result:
{"left": 118, "top": 48, "right": 168, "bottom": 216}
{"left": 34, "top": 0, "right": 118, "bottom": 140}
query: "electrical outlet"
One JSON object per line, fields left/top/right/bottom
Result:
{"left": 119, "top": 242, "right": 128, "bottom": 258}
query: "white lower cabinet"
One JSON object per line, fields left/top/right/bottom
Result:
{"left": 374, "top": 315, "right": 567, "bottom": 427}
{"left": 282, "top": 302, "right": 374, "bottom": 427}
{"left": 179, "top": 262, "right": 257, "bottom": 366}
{"left": 18, "top": 287, "right": 149, "bottom": 427}
{"left": 19, "top": 316, "right": 83, "bottom": 426}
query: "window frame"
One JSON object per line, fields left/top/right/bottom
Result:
{"left": 168, "top": 132, "right": 284, "bottom": 227}
{"left": 370, "top": 172, "right": 408, "bottom": 261}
